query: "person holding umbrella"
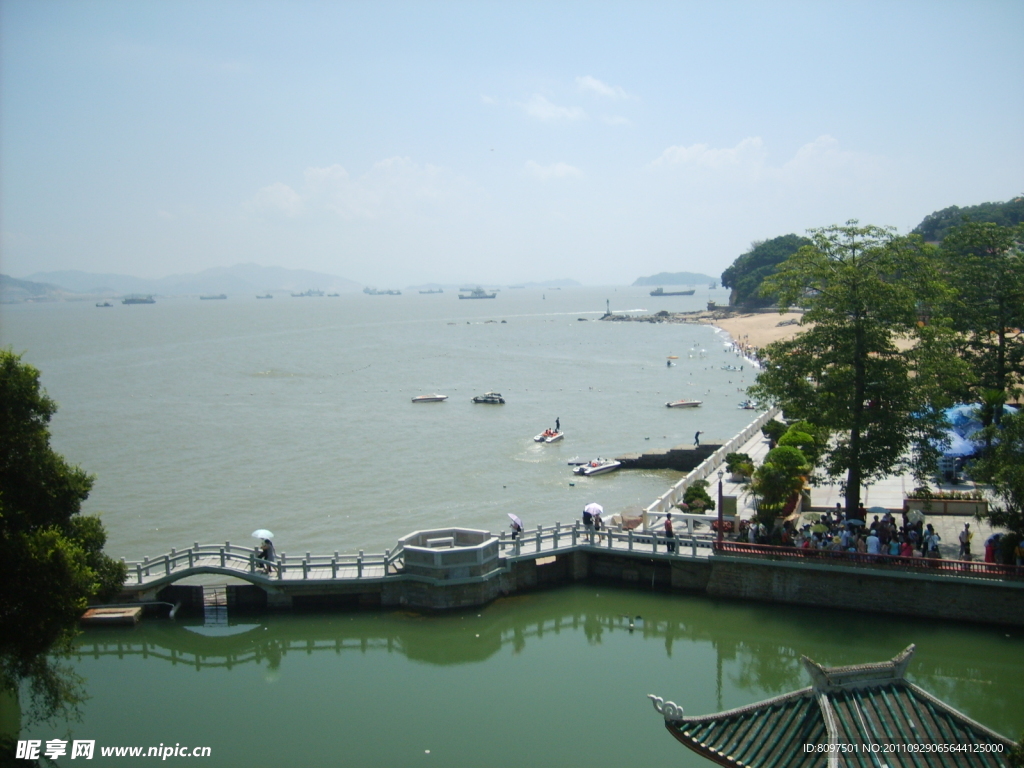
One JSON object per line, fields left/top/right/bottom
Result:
{"left": 583, "top": 502, "right": 602, "bottom": 531}
{"left": 508, "top": 513, "right": 523, "bottom": 540}
{"left": 253, "top": 529, "right": 276, "bottom": 574}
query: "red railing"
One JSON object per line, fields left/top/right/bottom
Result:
{"left": 712, "top": 541, "right": 1024, "bottom": 580}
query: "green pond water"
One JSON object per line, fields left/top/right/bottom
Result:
{"left": 18, "top": 585, "right": 1024, "bottom": 767}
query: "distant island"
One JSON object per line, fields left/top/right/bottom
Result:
{"left": 633, "top": 271, "right": 715, "bottom": 287}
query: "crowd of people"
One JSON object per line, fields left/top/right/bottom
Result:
{"left": 743, "top": 504, "right": 1011, "bottom": 564}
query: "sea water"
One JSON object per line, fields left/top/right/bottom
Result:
{"left": 1, "top": 286, "right": 757, "bottom": 558}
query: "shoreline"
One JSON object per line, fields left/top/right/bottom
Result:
{"left": 603, "top": 307, "right": 806, "bottom": 361}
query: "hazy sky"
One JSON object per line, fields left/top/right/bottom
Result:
{"left": 2, "top": 1, "right": 1021, "bottom": 286}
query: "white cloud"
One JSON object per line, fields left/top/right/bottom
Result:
{"left": 651, "top": 137, "right": 766, "bottom": 170}
{"left": 250, "top": 182, "right": 304, "bottom": 217}
{"left": 480, "top": 94, "right": 497, "bottom": 105}
{"left": 246, "top": 158, "right": 474, "bottom": 222}
{"left": 525, "top": 161, "right": 583, "bottom": 180}
{"left": 518, "top": 94, "right": 586, "bottom": 122}
{"left": 777, "top": 135, "right": 881, "bottom": 183}
{"left": 576, "top": 75, "right": 629, "bottom": 99}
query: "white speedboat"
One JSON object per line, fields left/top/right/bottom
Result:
{"left": 665, "top": 399, "right": 702, "bottom": 408}
{"left": 412, "top": 394, "right": 448, "bottom": 403}
{"left": 573, "top": 459, "right": 621, "bottom": 476}
{"left": 534, "top": 430, "right": 564, "bottom": 443}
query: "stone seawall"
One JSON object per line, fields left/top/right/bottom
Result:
{"left": 705, "top": 556, "right": 1024, "bottom": 627}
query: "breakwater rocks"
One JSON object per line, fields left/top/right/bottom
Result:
{"left": 601, "top": 309, "right": 732, "bottom": 324}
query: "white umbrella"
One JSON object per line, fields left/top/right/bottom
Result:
{"left": 251, "top": 529, "right": 274, "bottom": 540}
{"left": 507, "top": 513, "right": 523, "bottom": 528}
{"left": 907, "top": 509, "right": 925, "bottom": 524}
{"left": 584, "top": 503, "right": 603, "bottom": 516}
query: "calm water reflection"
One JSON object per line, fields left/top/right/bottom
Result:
{"left": 25, "top": 586, "right": 1024, "bottom": 767}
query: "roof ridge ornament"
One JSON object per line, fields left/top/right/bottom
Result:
{"left": 647, "top": 694, "right": 685, "bottom": 721}
{"left": 802, "top": 644, "right": 916, "bottom": 690}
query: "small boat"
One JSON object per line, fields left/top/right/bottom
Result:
{"left": 419, "top": 288, "right": 444, "bottom": 294}
{"left": 257, "top": 294, "right": 273, "bottom": 299}
{"left": 327, "top": 293, "right": 340, "bottom": 297}
{"left": 472, "top": 392, "right": 505, "bottom": 404}
{"left": 200, "top": 294, "right": 227, "bottom": 300}
{"left": 364, "top": 287, "right": 401, "bottom": 295}
{"left": 459, "top": 287, "right": 497, "bottom": 299}
{"left": 666, "top": 399, "right": 702, "bottom": 408}
{"left": 738, "top": 400, "right": 757, "bottom": 410}
{"left": 412, "top": 394, "right": 448, "bottom": 403}
{"left": 650, "top": 287, "right": 695, "bottom": 296}
{"left": 534, "top": 429, "right": 564, "bottom": 443}
{"left": 95, "top": 301, "right": 113, "bottom": 307}
{"left": 292, "top": 289, "right": 324, "bottom": 297}
{"left": 573, "top": 459, "right": 621, "bottom": 476}
{"left": 721, "top": 364, "right": 742, "bottom": 371}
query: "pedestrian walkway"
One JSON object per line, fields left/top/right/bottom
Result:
{"left": 718, "top": 430, "right": 1001, "bottom": 561}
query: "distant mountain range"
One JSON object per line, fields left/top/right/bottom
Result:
{"left": 633, "top": 271, "right": 716, "bottom": 287}
{"left": 11, "top": 264, "right": 362, "bottom": 300}
{"left": 2, "top": 266, "right": 587, "bottom": 303}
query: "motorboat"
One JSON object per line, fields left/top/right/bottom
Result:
{"left": 257, "top": 294, "right": 273, "bottom": 299}
{"left": 666, "top": 399, "right": 702, "bottom": 408}
{"left": 95, "top": 301, "right": 113, "bottom": 307}
{"left": 412, "top": 394, "right": 448, "bottom": 403}
{"left": 472, "top": 392, "right": 505, "bottom": 404}
{"left": 721, "top": 364, "right": 742, "bottom": 371}
{"left": 573, "top": 459, "right": 621, "bottom": 476}
{"left": 738, "top": 400, "right": 757, "bottom": 410}
{"left": 534, "top": 429, "right": 564, "bottom": 443}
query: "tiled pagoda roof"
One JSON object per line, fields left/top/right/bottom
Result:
{"left": 648, "top": 644, "right": 1016, "bottom": 767}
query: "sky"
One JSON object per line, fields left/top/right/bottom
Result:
{"left": 1, "top": 1, "right": 1022, "bottom": 287}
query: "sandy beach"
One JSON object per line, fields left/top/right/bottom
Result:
{"left": 711, "top": 311, "right": 805, "bottom": 350}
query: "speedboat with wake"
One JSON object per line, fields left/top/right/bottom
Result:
{"left": 534, "top": 429, "right": 564, "bottom": 443}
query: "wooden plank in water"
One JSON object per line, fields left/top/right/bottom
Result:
{"left": 81, "top": 607, "right": 143, "bottom": 626}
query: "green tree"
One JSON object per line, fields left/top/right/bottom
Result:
{"left": 721, "top": 234, "right": 810, "bottom": 308}
{"left": 938, "top": 220, "right": 1024, "bottom": 417}
{"left": 748, "top": 222, "right": 967, "bottom": 518}
{"left": 970, "top": 409, "right": 1024, "bottom": 540}
{"left": 0, "top": 349, "right": 126, "bottom": 725}
{"left": 747, "top": 445, "right": 808, "bottom": 523}
{"left": 912, "top": 196, "right": 1024, "bottom": 242}
{"left": 682, "top": 480, "right": 715, "bottom": 512}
